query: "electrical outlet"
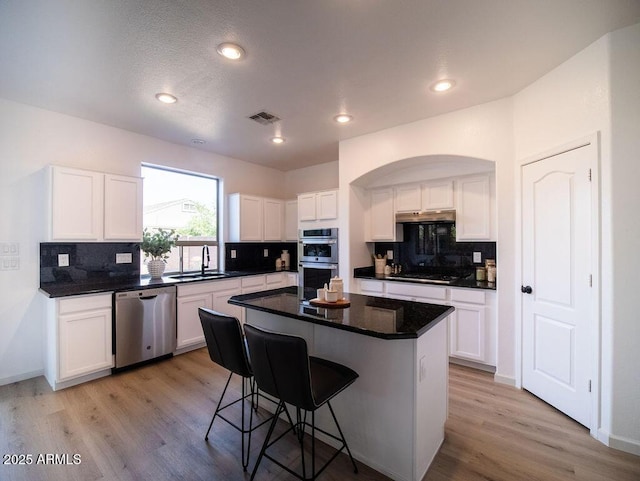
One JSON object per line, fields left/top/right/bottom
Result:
{"left": 263, "top": 249, "right": 269, "bottom": 257}
{"left": 231, "top": 249, "right": 237, "bottom": 259}
{"left": 58, "top": 253, "right": 69, "bottom": 267}
{"left": 473, "top": 252, "right": 482, "bottom": 263}
{"left": 386, "top": 250, "right": 394, "bottom": 260}
{"left": 115, "top": 253, "right": 132, "bottom": 264}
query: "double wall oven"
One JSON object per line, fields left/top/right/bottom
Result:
{"left": 298, "top": 228, "right": 338, "bottom": 293}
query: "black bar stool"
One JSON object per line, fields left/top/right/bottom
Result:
{"left": 198, "top": 308, "right": 287, "bottom": 471}
{"left": 244, "top": 324, "right": 359, "bottom": 481}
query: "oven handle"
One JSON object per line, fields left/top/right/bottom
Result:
{"left": 299, "top": 262, "right": 339, "bottom": 269}
{"left": 299, "top": 239, "right": 337, "bottom": 245}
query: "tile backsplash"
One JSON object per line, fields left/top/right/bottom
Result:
{"left": 225, "top": 242, "right": 297, "bottom": 271}
{"left": 374, "top": 223, "right": 496, "bottom": 275}
{"left": 40, "top": 242, "right": 140, "bottom": 287}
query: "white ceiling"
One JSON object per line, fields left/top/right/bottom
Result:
{"left": 1, "top": 1, "right": 639, "bottom": 171}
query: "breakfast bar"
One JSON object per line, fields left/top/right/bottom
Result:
{"left": 229, "top": 287, "right": 454, "bottom": 481}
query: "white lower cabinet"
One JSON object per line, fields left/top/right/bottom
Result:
{"left": 449, "top": 288, "right": 495, "bottom": 366}
{"left": 45, "top": 293, "right": 114, "bottom": 390}
{"left": 356, "top": 278, "right": 496, "bottom": 367}
{"left": 286, "top": 272, "right": 299, "bottom": 287}
{"left": 176, "top": 278, "right": 242, "bottom": 350}
{"left": 266, "top": 272, "right": 287, "bottom": 289}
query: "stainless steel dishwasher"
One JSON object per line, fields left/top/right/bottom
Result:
{"left": 114, "top": 286, "right": 176, "bottom": 369}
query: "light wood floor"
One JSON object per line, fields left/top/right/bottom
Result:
{"left": 0, "top": 349, "right": 638, "bottom": 481}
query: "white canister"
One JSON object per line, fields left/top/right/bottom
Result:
{"left": 329, "top": 276, "right": 344, "bottom": 300}
{"left": 374, "top": 258, "right": 386, "bottom": 275}
{"left": 281, "top": 250, "right": 290, "bottom": 270}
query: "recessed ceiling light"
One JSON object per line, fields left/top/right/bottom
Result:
{"left": 270, "top": 136, "right": 285, "bottom": 144}
{"left": 155, "top": 92, "right": 178, "bottom": 104}
{"left": 191, "top": 139, "right": 206, "bottom": 145}
{"left": 334, "top": 114, "right": 353, "bottom": 124}
{"left": 217, "top": 42, "right": 245, "bottom": 60}
{"left": 430, "top": 79, "right": 456, "bottom": 92}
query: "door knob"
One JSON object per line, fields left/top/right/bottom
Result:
{"left": 521, "top": 285, "right": 533, "bottom": 294}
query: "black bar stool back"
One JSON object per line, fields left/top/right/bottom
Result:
{"left": 244, "top": 324, "right": 359, "bottom": 481}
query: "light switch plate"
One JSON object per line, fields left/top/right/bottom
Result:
{"left": 58, "top": 253, "right": 70, "bottom": 267}
{"left": 231, "top": 250, "right": 237, "bottom": 259}
{"left": 263, "top": 249, "right": 269, "bottom": 257}
{"left": 386, "top": 250, "right": 394, "bottom": 260}
{"left": 473, "top": 252, "right": 482, "bottom": 263}
{"left": 116, "top": 253, "right": 132, "bottom": 264}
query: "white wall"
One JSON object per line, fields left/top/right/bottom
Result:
{"left": 284, "top": 160, "right": 339, "bottom": 198}
{"left": 608, "top": 22, "right": 640, "bottom": 454}
{"left": 338, "top": 98, "right": 516, "bottom": 382}
{"left": 0, "top": 98, "right": 286, "bottom": 385}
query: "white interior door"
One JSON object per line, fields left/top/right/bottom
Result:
{"left": 521, "top": 145, "right": 593, "bottom": 428}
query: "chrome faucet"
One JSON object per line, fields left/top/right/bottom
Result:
{"left": 201, "top": 245, "right": 210, "bottom": 276}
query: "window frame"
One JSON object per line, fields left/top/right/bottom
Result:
{"left": 141, "top": 163, "right": 221, "bottom": 274}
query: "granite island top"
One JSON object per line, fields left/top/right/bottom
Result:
{"left": 229, "top": 286, "right": 454, "bottom": 340}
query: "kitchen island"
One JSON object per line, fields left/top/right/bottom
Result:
{"left": 229, "top": 287, "right": 454, "bottom": 481}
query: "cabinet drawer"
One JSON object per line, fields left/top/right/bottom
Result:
{"left": 360, "top": 279, "right": 384, "bottom": 294}
{"left": 242, "top": 275, "right": 267, "bottom": 293}
{"left": 386, "top": 282, "right": 447, "bottom": 301}
{"left": 450, "top": 288, "right": 486, "bottom": 305}
{"left": 266, "top": 273, "right": 285, "bottom": 286}
{"left": 58, "top": 293, "right": 112, "bottom": 314}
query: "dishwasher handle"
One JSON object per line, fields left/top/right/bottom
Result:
{"left": 139, "top": 295, "right": 158, "bottom": 300}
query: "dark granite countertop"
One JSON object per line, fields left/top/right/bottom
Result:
{"left": 353, "top": 266, "right": 496, "bottom": 290}
{"left": 229, "top": 286, "right": 454, "bottom": 340}
{"left": 39, "top": 268, "right": 298, "bottom": 298}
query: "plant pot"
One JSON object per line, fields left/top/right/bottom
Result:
{"left": 147, "top": 259, "right": 166, "bottom": 279}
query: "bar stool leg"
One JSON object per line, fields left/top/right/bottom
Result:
{"left": 205, "top": 372, "right": 233, "bottom": 440}
{"left": 250, "top": 401, "right": 284, "bottom": 481}
{"left": 327, "top": 401, "right": 358, "bottom": 473}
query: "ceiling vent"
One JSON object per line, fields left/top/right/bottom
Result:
{"left": 248, "top": 111, "right": 281, "bottom": 125}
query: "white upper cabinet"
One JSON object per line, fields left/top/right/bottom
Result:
{"left": 228, "top": 193, "right": 286, "bottom": 241}
{"left": 394, "top": 184, "right": 422, "bottom": 212}
{"left": 298, "top": 190, "right": 338, "bottom": 224}
{"left": 421, "top": 179, "right": 454, "bottom": 210}
{"left": 104, "top": 174, "right": 143, "bottom": 240}
{"left": 368, "top": 187, "right": 403, "bottom": 242}
{"left": 51, "top": 166, "right": 103, "bottom": 240}
{"left": 298, "top": 193, "right": 317, "bottom": 221}
{"left": 284, "top": 200, "right": 298, "bottom": 241}
{"left": 228, "top": 194, "right": 264, "bottom": 241}
{"left": 455, "top": 174, "right": 493, "bottom": 240}
{"left": 316, "top": 190, "right": 338, "bottom": 220}
{"left": 50, "top": 166, "right": 142, "bottom": 241}
{"left": 263, "top": 198, "right": 284, "bottom": 241}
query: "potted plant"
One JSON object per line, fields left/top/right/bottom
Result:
{"left": 141, "top": 228, "right": 179, "bottom": 278}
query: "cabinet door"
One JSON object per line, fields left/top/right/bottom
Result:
{"left": 104, "top": 174, "right": 143, "bottom": 240}
{"left": 263, "top": 198, "right": 283, "bottom": 241}
{"left": 266, "top": 272, "right": 287, "bottom": 289}
{"left": 211, "top": 288, "right": 244, "bottom": 321}
{"left": 298, "top": 193, "right": 317, "bottom": 221}
{"left": 368, "top": 188, "right": 396, "bottom": 241}
{"left": 239, "top": 195, "right": 264, "bottom": 241}
{"left": 394, "top": 184, "right": 422, "bottom": 212}
{"left": 449, "top": 303, "right": 486, "bottom": 362}
{"left": 51, "top": 166, "right": 103, "bottom": 240}
{"left": 422, "top": 180, "right": 454, "bottom": 210}
{"left": 284, "top": 200, "right": 298, "bottom": 240}
{"left": 316, "top": 190, "right": 338, "bottom": 220}
{"left": 58, "top": 307, "right": 113, "bottom": 380}
{"left": 456, "top": 174, "right": 491, "bottom": 240}
{"left": 176, "top": 293, "right": 212, "bottom": 349}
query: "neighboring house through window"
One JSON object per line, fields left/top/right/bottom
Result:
{"left": 141, "top": 164, "right": 219, "bottom": 274}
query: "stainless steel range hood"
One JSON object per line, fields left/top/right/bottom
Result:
{"left": 395, "top": 210, "right": 456, "bottom": 223}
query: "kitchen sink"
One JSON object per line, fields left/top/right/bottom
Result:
{"left": 169, "top": 272, "right": 229, "bottom": 280}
